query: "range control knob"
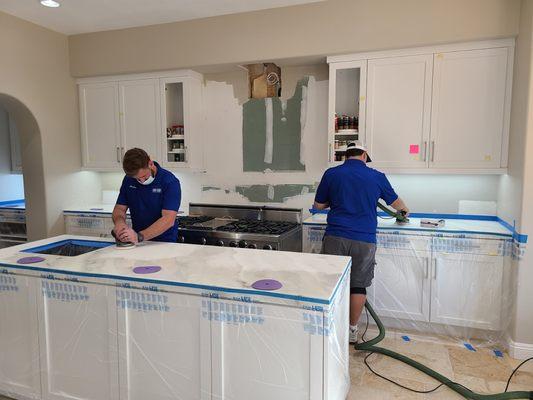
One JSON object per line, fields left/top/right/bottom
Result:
{"left": 238, "top": 240, "right": 247, "bottom": 248}
{"left": 263, "top": 244, "right": 273, "bottom": 250}
{"left": 199, "top": 237, "right": 207, "bottom": 245}
{"left": 229, "top": 241, "right": 238, "bottom": 247}
{"left": 216, "top": 240, "right": 225, "bottom": 246}
{"left": 247, "top": 243, "right": 257, "bottom": 249}
{"left": 177, "top": 236, "right": 185, "bottom": 243}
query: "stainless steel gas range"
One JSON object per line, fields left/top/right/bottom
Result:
{"left": 177, "top": 204, "right": 302, "bottom": 252}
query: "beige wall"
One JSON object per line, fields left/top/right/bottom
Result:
{"left": 69, "top": 0, "right": 521, "bottom": 77}
{"left": 0, "top": 11, "right": 101, "bottom": 239}
{"left": 511, "top": 0, "right": 533, "bottom": 346}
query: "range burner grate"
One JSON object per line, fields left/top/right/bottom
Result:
{"left": 217, "top": 219, "right": 298, "bottom": 235}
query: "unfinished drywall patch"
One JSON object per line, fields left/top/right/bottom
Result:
{"left": 235, "top": 183, "right": 316, "bottom": 203}
{"left": 243, "top": 77, "right": 309, "bottom": 172}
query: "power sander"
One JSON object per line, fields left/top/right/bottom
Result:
{"left": 111, "top": 230, "right": 136, "bottom": 249}
{"left": 377, "top": 202, "right": 409, "bottom": 225}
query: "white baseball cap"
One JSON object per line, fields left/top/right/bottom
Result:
{"left": 346, "top": 142, "right": 372, "bottom": 162}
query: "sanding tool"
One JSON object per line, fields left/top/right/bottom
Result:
{"left": 111, "top": 230, "right": 135, "bottom": 249}
{"left": 377, "top": 202, "right": 409, "bottom": 225}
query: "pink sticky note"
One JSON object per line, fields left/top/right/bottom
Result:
{"left": 409, "top": 144, "right": 420, "bottom": 154}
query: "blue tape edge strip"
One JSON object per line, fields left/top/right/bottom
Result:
{"left": 494, "top": 350, "right": 504, "bottom": 358}
{"left": 309, "top": 209, "right": 528, "bottom": 244}
{"left": 22, "top": 239, "right": 114, "bottom": 254}
{"left": 0, "top": 260, "right": 349, "bottom": 306}
{"left": 0, "top": 199, "right": 25, "bottom": 206}
{"left": 401, "top": 335, "right": 411, "bottom": 342}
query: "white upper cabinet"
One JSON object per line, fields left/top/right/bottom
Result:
{"left": 327, "top": 39, "right": 514, "bottom": 173}
{"left": 78, "top": 70, "right": 203, "bottom": 171}
{"left": 366, "top": 55, "right": 433, "bottom": 169}
{"left": 79, "top": 82, "right": 121, "bottom": 169}
{"left": 327, "top": 61, "right": 367, "bottom": 165}
{"left": 119, "top": 79, "right": 160, "bottom": 160}
{"left": 430, "top": 47, "right": 511, "bottom": 169}
{"left": 8, "top": 114, "right": 23, "bottom": 173}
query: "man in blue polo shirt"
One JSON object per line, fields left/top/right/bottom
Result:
{"left": 314, "top": 143, "right": 408, "bottom": 343}
{"left": 112, "top": 148, "right": 181, "bottom": 244}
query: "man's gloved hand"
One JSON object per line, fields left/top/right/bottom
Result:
{"left": 118, "top": 227, "right": 138, "bottom": 244}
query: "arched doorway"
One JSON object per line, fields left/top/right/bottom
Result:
{"left": 0, "top": 93, "right": 47, "bottom": 241}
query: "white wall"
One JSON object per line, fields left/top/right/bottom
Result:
{"left": 99, "top": 68, "right": 502, "bottom": 217}
{"left": 0, "top": 107, "right": 24, "bottom": 202}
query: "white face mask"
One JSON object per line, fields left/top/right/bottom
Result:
{"left": 139, "top": 174, "right": 155, "bottom": 185}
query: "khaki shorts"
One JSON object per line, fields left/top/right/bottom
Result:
{"left": 321, "top": 235, "right": 376, "bottom": 288}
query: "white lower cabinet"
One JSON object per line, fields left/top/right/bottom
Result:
{"left": 429, "top": 252, "right": 504, "bottom": 330}
{"left": 116, "top": 289, "right": 211, "bottom": 400}
{"left": 0, "top": 274, "right": 41, "bottom": 399}
{"left": 371, "top": 248, "right": 430, "bottom": 322}
{"left": 37, "top": 280, "right": 119, "bottom": 400}
{"left": 210, "top": 298, "right": 324, "bottom": 400}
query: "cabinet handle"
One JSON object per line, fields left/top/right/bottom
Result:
{"left": 433, "top": 259, "right": 438, "bottom": 280}
{"left": 121, "top": 147, "right": 125, "bottom": 160}
{"left": 423, "top": 141, "right": 428, "bottom": 162}
{"left": 431, "top": 141, "right": 435, "bottom": 162}
{"left": 116, "top": 147, "right": 120, "bottom": 163}
{"left": 424, "top": 257, "right": 429, "bottom": 279}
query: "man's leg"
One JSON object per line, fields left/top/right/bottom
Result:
{"left": 350, "top": 291, "right": 366, "bottom": 326}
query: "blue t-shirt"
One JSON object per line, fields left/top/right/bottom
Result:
{"left": 314, "top": 159, "right": 398, "bottom": 244}
{"left": 116, "top": 162, "right": 181, "bottom": 243}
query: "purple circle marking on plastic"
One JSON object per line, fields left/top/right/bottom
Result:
{"left": 133, "top": 266, "right": 162, "bottom": 274}
{"left": 251, "top": 279, "right": 283, "bottom": 291}
{"left": 17, "top": 256, "right": 45, "bottom": 264}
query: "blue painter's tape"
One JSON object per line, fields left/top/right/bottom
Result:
{"left": 309, "top": 208, "right": 328, "bottom": 215}
{"left": 494, "top": 350, "right": 503, "bottom": 358}
{"left": 401, "top": 335, "right": 411, "bottom": 342}
{"left": 0, "top": 199, "right": 24, "bottom": 206}
{"left": 22, "top": 239, "right": 114, "bottom": 254}
{"left": 464, "top": 343, "right": 476, "bottom": 352}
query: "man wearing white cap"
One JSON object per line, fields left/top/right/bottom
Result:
{"left": 314, "top": 142, "right": 409, "bottom": 343}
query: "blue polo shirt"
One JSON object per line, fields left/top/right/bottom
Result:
{"left": 116, "top": 162, "right": 181, "bottom": 243}
{"left": 315, "top": 159, "right": 398, "bottom": 244}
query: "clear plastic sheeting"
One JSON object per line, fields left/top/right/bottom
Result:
{"left": 304, "top": 223, "right": 517, "bottom": 352}
{"left": 0, "top": 243, "right": 351, "bottom": 400}
{"left": 0, "top": 208, "right": 27, "bottom": 249}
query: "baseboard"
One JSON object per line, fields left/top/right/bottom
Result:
{"left": 508, "top": 337, "right": 533, "bottom": 359}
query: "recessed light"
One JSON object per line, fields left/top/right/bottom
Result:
{"left": 40, "top": 0, "right": 60, "bottom": 8}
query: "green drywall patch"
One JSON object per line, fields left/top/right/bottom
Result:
{"left": 242, "top": 77, "right": 308, "bottom": 172}
{"left": 235, "top": 184, "right": 316, "bottom": 203}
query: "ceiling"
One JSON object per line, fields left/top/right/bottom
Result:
{"left": 0, "top": 0, "right": 324, "bottom": 35}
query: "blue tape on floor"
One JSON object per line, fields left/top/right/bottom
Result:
{"left": 464, "top": 343, "right": 476, "bottom": 352}
{"left": 401, "top": 335, "right": 411, "bottom": 342}
{"left": 494, "top": 350, "right": 504, "bottom": 358}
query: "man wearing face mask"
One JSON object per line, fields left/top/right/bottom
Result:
{"left": 112, "top": 148, "right": 181, "bottom": 244}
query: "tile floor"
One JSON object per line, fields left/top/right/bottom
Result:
{"left": 1, "top": 331, "right": 531, "bottom": 400}
{"left": 347, "top": 330, "right": 533, "bottom": 399}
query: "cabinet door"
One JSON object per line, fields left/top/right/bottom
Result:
{"left": 38, "top": 280, "right": 119, "bottom": 400}
{"left": 119, "top": 79, "right": 160, "bottom": 160}
{"left": 0, "top": 274, "right": 41, "bottom": 399}
{"left": 116, "top": 289, "right": 211, "bottom": 400}
{"left": 369, "top": 248, "right": 430, "bottom": 322}
{"left": 430, "top": 48, "right": 510, "bottom": 169}
{"left": 211, "top": 299, "right": 324, "bottom": 400}
{"left": 79, "top": 83, "right": 122, "bottom": 169}
{"left": 366, "top": 55, "right": 433, "bottom": 168}
{"left": 430, "top": 252, "right": 504, "bottom": 330}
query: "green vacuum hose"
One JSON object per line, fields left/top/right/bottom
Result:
{"left": 354, "top": 301, "right": 533, "bottom": 399}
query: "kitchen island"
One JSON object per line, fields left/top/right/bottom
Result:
{"left": 0, "top": 235, "right": 351, "bottom": 400}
